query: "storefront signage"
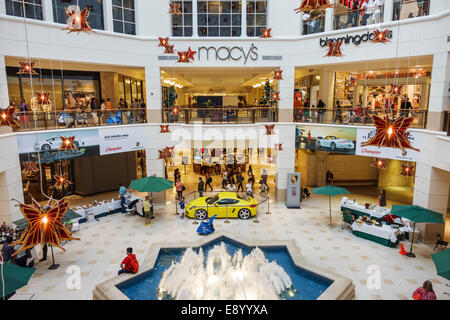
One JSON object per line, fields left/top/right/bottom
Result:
{"left": 99, "top": 127, "right": 149, "bottom": 156}
{"left": 319, "top": 30, "right": 393, "bottom": 47}
{"left": 286, "top": 172, "right": 301, "bottom": 209}
{"left": 197, "top": 44, "right": 259, "bottom": 64}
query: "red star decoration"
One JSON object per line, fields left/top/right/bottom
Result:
{"left": 325, "top": 40, "right": 343, "bottom": 57}
{"left": 294, "top": 0, "right": 333, "bottom": 14}
{"left": 389, "top": 85, "right": 403, "bottom": 95}
{"left": 177, "top": 51, "right": 190, "bottom": 63}
{"left": 361, "top": 116, "right": 420, "bottom": 152}
{"left": 12, "top": 197, "right": 79, "bottom": 257}
{"left": 35, "top": 92, "right": 51, "bottom": 105}
{"left": 270, "top": 92, "right": 281, "bottom": 101}
{"left": 169, "top": 2, "right": 182, "bottom": 15}
{"left": 158, "top": 37, "right": 170, "bottom": 47}
{"left": 160, "top": 125, "right": 170, "bottom": 133}
{"left": 0, "top": 106, "right": 21, "bottom": 129}
{"left": 164, "top": 44, "right": 175, "bottom": 54}
{"left": 171, "top": 106, "right": 180, "bottom": 114}
{"left": 265, "top": 125, "right": 275, "bottom": 135}
{"left": 59, "top": 136, "right": 77, "bottom": 151}
{"left": 273, "top": 69, "right": 283, "bottom": 80}
{"left": 400, "top": 164, "right": 415, "bottom": 177}
{"left": 63, "top": 5, "right": 93, "bottom": 33}
{"left": 372, "top": 29, "right": 391, "bottom": 43}
{"left": 52, "top": 172, "right": 73, "bottom": 189}
{"left": 370, "top": 158, "right": 388, "bottom": 169}
{"left": 22, "top": 161, "right": 40, "bottom": 177}
{"left": 274, "top": 144, "right": 283, "bottom": 151}
{"left": 260, "top": 28, "right": 272, "bottom": 38}
{"left": 186, "top": 47, "right": 196, "bottom": 62}
{"left": 158, "top": 146, "right": 175, "bottom": 160}
{"left": 17, "top": 61, "right": 39, "bottom": 75}
{"left": 354, "top": 106, "right": 369, "bottom": 120}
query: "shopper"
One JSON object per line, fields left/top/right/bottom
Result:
{"left": 303, "top": 187, "right": 311, "bottom": 199}
{"left": 373, "top": 0, "right": 384, "bottom": 24}
{"left": 226, "top": 182, "right": 237, "bottom": 192}
{"left": 105, "top": 98, "right": 112, "bottom": 110}
{"left": 379, "top": 189, "right": 387, "bottom": 207}
{"left": 400, "top": 97, "right": 412, "bottom": 118}
{"left": 248, "top": 172, "right": 255, "bottom": 185}
{"left": 326, "top": 170, "right": 334, "bottom": 185}
{"left": 334, "top": 100, "right": 343, "bottom": 124}
{"left": 1, "top": 237, "right": 15, "bottom": 263}
{"left": 119, "top": 183, "right": 128, "bottom": 214}
{"left": 175, "top": 179, "right": 184, "bottom": 200}
{"left": 317, "top": 99, "right": 326, "bottom": 123}
{"left": 198, "top": 177, "right": 205, "bottom": 197}
{"left": 205, "top": 173, "right": 213, "bottom": 191}
{"left": 361, "top": 0, "right": 374, "bottom": 25}
{"left": 303, "top": 98, "right": 310, "bottom": 121}
{"left": 246, "top": 181, "right": 254, "bottom": 198}
{"left": 118, "top": 247, "right": 139, "bottom": 275}
{"left": 19, "top": 99, "right": 30, "bottom": 128}
{"left": 39, "top": 243, "right": 47, "bottom": 262}
{"left": 221, "top": 170, "right": 228, "bottom": 189}
{"left": 179, "top": 197, "right": 186, "bottom": 219}
{"left": 119, "top": 98, "right": 128, "bottom": 110}
{"left": 237, "top": 173, "right": 244, "bottom": 192}
{"left": 412, "top": 281, "right": 437, "bottom": 300}
{"left": 143, "top": 196, "right": 153, "bottom": 225}
{"left": 347, "top": 0, "right": 360, "bottom": 28}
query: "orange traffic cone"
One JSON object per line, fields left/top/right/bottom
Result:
{"left": 398, "top": 243, "right": 407, "bottom": 255}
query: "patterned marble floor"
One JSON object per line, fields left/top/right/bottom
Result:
{"left": 9, "top": 192, "right": 449, "bottom": 301}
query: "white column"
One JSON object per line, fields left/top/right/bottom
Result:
{"left": 278, "top": 65, "right": 295, "bottom": 122}
{"left": 383, "top": 0, "right": 394, "bottom": 23}
{"left": 324, "top": 0, "right": 335, "bottom": 32}
{"left": 427, "top": 52, "right": 450, "bottom": 131}
{"left": 42, "top": 0, "right": 54, "bottom": 22}
{"left": 0, "top": 0, "right": 5, "bottom": 15}
{"left": 299, "top": 13, "right": 304, "bottom": 35}
{"left": 192, "top": 0, "right": 198, "bottom": 37}
{"left": 319, "top": 69, "right": 335, "bottom": 122}
{"left": 275, "top": 125, "right": 296, "bottom": 200}
{"left": 0, "top": 55, "right": 9, "bottom": 108}
{"left": 103, "top": 0, "right": 114, "bottom": 32}
{"left": 241, "top": 0, "right": 247, "bottom": 38}
{"left": 145, "top": 65, "right": 163, "bottom": 123}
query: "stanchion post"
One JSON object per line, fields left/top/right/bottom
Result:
{"left": 265, "top": 197, "right": 271, "bottom": 215}
{"left": 225, "top": 205, "right": 230, "bottom": 224}
{"left": 253, "top": 204, "right": 260, "bottom": 223}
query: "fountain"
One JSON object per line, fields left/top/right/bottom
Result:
{"left": 158, "top": 242, "right": 293, "bottom": 300}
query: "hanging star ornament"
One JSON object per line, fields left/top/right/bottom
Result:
{"left": 185, "top": 47, "right": 196, "bottom": 62}
{"left": 274, "top": 143, "right": 283, "bottom": 151}
{"left": 171, "top": 106, "right": 180, "bottom": 114}
{"left": 0, "top": 106, "right": 21, "bottom": 129}
{"left": 52, "top": 172, "right": 73, "bottom": 189}
{"left": 370, "top": 158, "right": 388, "bottom": 169}
{"left": 400, "top": 164, "right": 415, "bottom": 177}
{"left": 22, "top": 161, "right": 40, "bottom": 177}
{"left": 164, "top": 44, "right": 175, "bottom": 54}
{"left": 294, "top": 0, "right": 333, "bottom": 14}
{"left": 388, "top": 85, "right": 403, "bottom": 95}
{"left": 160, "top": 125, "right": 170, "bottom": 133}
{"left": 270, "top": 92, "right": 281, "bottom": 101}
{"left": 35, "top": 92, "right": 51, "bottom": 105}
{"left": 372, "top": 29, "right": 391, "bottom": 43}
{"left": 361, "top": 116, "right": 420, "bottom": 152}
{"left": 264, "top": 124, "right": 275, "bottom": 135}
{"left": 12, "top": 197, "right": 80, "bottom": 257}
{"left": 325, "top": 40, "right": 343, "bottom": 57}
{"left": 169, "top": 2, "right": 182, "bottom": 15}
{"left": 354, "top": 106, "right": 369, "bottom": 120}
{"left": 177, "top": 51, "right": 190, "bottom": 63}
{"left": 63, "top": 5, "right": 93, "bottom": 34}
{"left": 59, "top": 136, "right": 77, "bottom": 151}
{"left": 158, "top": 146, "right": 175, "bottom": 160}
{"left": 260, "top": 28, "right": 272, "bottom": 38}
{"left": 273, "top": 69, "right": 283, "bottom": 80}
{"left": 158, "top": 37, "right": 170, "bottom": 47}
{"left": 17, "top": 61, "right": 39, "bottom": 75}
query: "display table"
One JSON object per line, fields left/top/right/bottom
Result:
{"left": 351, "top": 221, "right": 400, "bottom": 247}
{"left": 341, "top": 198, "right": 389, "bottom": 219}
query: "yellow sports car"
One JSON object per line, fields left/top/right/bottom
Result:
{"left": 185, "top": 192, "right": 258, "bottom": 220}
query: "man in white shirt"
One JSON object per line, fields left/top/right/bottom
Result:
{"left": 372, "top": 0, "right": 384, "bottom": 23}
{"left": 361, "top": 0, "right": 375, "bottom": 25}
{"left": 246, "top": 182, "right": 253, "bottom": 197}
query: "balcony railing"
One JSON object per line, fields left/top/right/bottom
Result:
{"left": 303, "top": 16, "right": 325, "bottom": 35}
{"left": 293, "top": 107, "right": 427, "bottom": 128}
{"left": 12, "top": 108, "right": 147, "bottom": 132}
{"left": 334, "top": 5, "right": 384, "bottom": 30}
{"left": 393, "top": 0, "right": 429, "bottom": 20}
{"left": 162, "top": 106, "right": 278, "bottom": 124}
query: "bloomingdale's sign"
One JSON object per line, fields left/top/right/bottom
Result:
{"left": 197, "top": 44, "right": 259, "bottom": 64}
{"left": 319, "top": 29, "right": 393, "bottom": 47}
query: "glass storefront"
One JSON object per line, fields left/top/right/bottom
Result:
{"left": 393, "top": 0, "right": 429, "bottom": 20}
{"left": 118, "top": 75, "right": 144, "bottom": 106}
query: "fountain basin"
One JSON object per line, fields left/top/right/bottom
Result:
{"left": 93, "top": 232, "right": 355, "bottom": 300}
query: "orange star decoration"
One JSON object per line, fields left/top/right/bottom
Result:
{"left": 0, "top": 106, "right": 20, "bottom": 129}
{"left": 294, "top": 0, "right": 333, "bottom": 13}
{"left": 158, "top": 37, "right": 170, "bottom": 47}
{"left": 17, "top": 61, "right": 39, "bottom": 75}
{"left": 325, "top": 40, "right": 343, "bottom": 57}
{"left": 372, "top": 29, "right": 391, "bottom": 43}
{"left": 265, "top": 124, "right": 275, "bottom": 135}
{"left": 35, "top": 92, "right": 51, "bottom": 105}
{"left": 63, "top": 5, "right": 93, "bottom": 33}
{"left": 12, "top": 197, "right": 80, "bottom": 257}
{"left": 169, "top": 2, "right": 182, "bottom": 15}
{"left": 274, "top": 143, "right": 283, "bottom": 151}
{"left": 158, "top": 146, "right": 174, "bottom": 160}
{"left": 160, "top": 125, "right": 170, "bottom": 133}
{"left": 260, "top": 28, "right": 272, "bottom": 38}
{"left": 171, "top": 106, "right": 180, "bottom": 114}
{"left": 177, "top": 51, "right": 190, "bottom": 63}
{"left": 273, "top": 69, "right": 283, "bottom": 80}
{"left": 164, "top": 44, "right": 175, "bottom": 54}
{"left": 361, "top": 116, "right": 420, "bottom": 152}
{"left": 59, "top": 136, "right": 77, "bottom": 151}
{"left": 52, "top": 172, "right": 73, "bottom": 189}
{"left": 22, "top": 161, "right": 40, "bottom": 176}
{"left": 270, "top": 92, "right": 281, "bottom": 101}
{"left": 370, "top": 158, "right": 388, "bottom": 169}
{"left": 400, "top": 164, "right": 415, "bottom": 177}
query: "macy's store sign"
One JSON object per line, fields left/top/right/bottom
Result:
{"left": 197, "top": 44, "right": 259, "bottom": 64}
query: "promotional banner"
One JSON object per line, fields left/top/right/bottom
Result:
{"left": 98, "top": 126, "right": 150, "bottom": 155}
{"left": 286, "top": 172, "right": 301, "bottom": 209}
{"left": 355, "top": 128, "right": 420, "bottom": 161}
{"left": 295, "top": 125, "right": 357, "bottom": 155}
{"left": 17, "top": 129, "right": 100, "bottom": 163}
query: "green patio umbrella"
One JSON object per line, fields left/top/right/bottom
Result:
{"left": 390, "top": 205, "right": 444, "bottom": 258}
{"left": 129, "top": 176, "right": 173, "bottom": 194}
{"left": 0, "top": 262, "right": 35, "bottom": 299}
{"left": 311, "top": 186, "right": 350, "bottom": 226}
{"left": 431, "top": 248, "right": 450, "bottom": 281}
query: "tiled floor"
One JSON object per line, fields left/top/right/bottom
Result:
{"left": 10, "top": 191, "right": 450, "bottom": 301}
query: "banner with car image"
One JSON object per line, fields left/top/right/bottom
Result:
{"left": 98, "top": 126, "right": 150, "bottom": 156}
{"left": 17, "top": 128, "right": 100, "bottom": 163}
{"left": 295, "top": 125, "right": 357, "bottom": 155}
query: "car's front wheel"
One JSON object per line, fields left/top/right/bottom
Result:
{"left": 330, "top": 142, "right": 337, "bottom": 151}
{"left": 41, "top": 144, "right": 51, "bottom": 152}
{"left": 195, "top": 209, "right": 208, "bottom": 220}
{"left": 238, "top": 208, "right": 251, "bottom": 220}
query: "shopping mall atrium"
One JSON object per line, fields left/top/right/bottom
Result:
{"left": 0, "top": 0, "right": 449, "bottom": 305}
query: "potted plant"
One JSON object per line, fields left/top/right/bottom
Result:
{"left": 164, "top": 86, "right": 178, "bottom": 121}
